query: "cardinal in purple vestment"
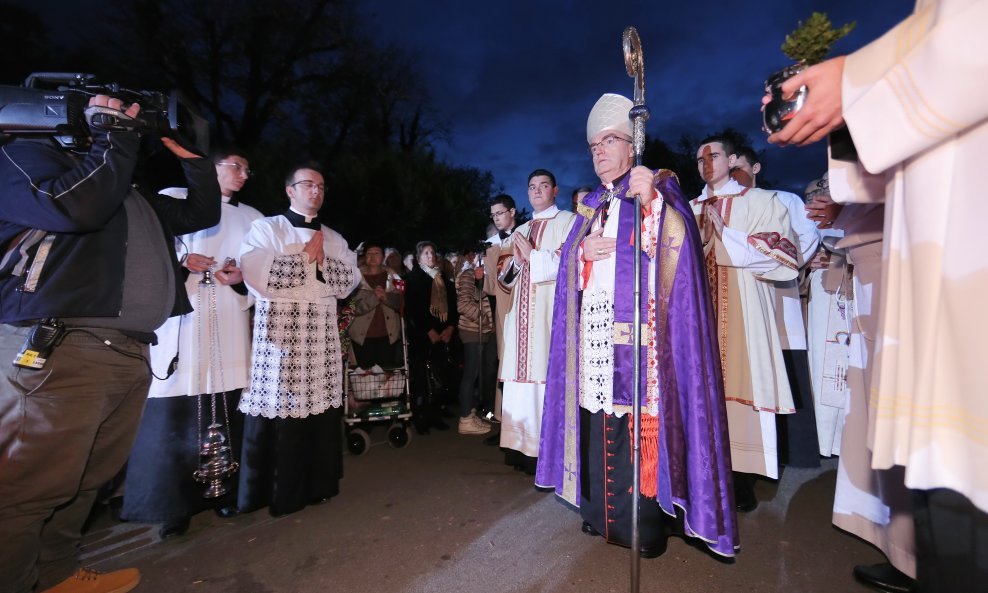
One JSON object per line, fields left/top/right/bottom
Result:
{"left": 535, "top": 93, "right": 739, "bottom": 558}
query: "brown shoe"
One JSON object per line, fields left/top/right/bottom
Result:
{"left": 40, "top": 567, "right": 141, "bottom": 593}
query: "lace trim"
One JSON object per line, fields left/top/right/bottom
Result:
{"left": 579, "top": 288, "right": 614, "bottom": 414}
{"left": 323, "top": 257, "right": 357, "bottom": 294}
{"left": 239, "top": 299, "right": 343, "bottom": 418}
{"left": 268, "top": 253, "right": 307, "bottom": 291}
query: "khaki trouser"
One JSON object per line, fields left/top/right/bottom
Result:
{"left": 0, "top": 324, "right": 150, "bottom": 593}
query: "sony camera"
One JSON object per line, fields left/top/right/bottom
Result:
{"left": 0, "top": 72, "right": 209, "bottom": 156}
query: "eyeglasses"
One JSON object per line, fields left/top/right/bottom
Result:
{"left": 490, "top": 209, "right": 511, "bottom": 220}
{"left": 216, "top": 162, "right": 252, "bottom": 177}
{"left": 291, "top": 180, "right": 326, "bottom": 192}
{"left": 588, "top": 134, "right": 631, "bottom": 154}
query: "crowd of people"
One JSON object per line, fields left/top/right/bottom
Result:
{"left": 1, "top": 3, "right": 985, "bottom": 592}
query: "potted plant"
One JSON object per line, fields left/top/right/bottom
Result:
{"left": 763, "top": 12, "right": 856, "bottom": 133}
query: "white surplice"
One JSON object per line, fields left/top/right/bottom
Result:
{"left": 238, "top": 214, "right": 360, "bottom": 419}
{"left": 150, "top": 192, "right": 263, "bottom": 399}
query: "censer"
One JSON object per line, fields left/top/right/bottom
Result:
{"left": 192, "top": 265, "right": 240, "bottom": 498}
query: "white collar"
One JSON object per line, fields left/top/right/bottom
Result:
{"left": 532, "top": 204, "right": 560, "bottom": 220}
{"left": 697, "top": 178, "right": 743, "bottom": 201}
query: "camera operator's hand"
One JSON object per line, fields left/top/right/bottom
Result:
{"left": 86, "top": 95, "right": 140, "bottom": 134}
{"left": 89, "top": 95, "right": 141, "bottom": 119}
{"left": 160, "top": 137, "right": 202, "bottom": 160}
{"left": 183, "top": 252, "right": 216, "bottom": 273}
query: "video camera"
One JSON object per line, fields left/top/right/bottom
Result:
{"left": 0, "top": 72, "right": 209, "bottom": 156}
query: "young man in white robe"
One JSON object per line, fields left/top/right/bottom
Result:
{"left": 497, "top": 170, "right": 576, "bottom": 474}
{"left": 120, "top": 149, "right": 262, "bottom": 537}
{"left": 691, "top": 135, "right": 801, "bottom": 511}
{"left": 237, "top": 165, "right": 360, "bottom": 517}
{"left": 732, "top": 146, "right": 823, "bottom": 468}
{"left": 768, "top": 1, "right": 988, "bottom": 588}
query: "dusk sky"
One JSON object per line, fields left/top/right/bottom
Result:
{"left": 359, "top": 0, "right": 910, "bottom": 211}
{"left": 10, "top": 0, "right": 911, "bottom": 213}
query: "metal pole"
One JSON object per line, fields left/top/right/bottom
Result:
{"left": 623, "top": 25, "right": 650, "bottom": 593}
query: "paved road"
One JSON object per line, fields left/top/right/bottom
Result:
{"left": 84, "top": 426, "right": 883, "bottom": 593}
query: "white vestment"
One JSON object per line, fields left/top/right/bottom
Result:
{"left": 692, "top": 179, "right": 800, "bottom": 478}
{"left": 498, "top": 205, "right": 576, "bottom": 456}
{"left": 238, "top": 213, "right": 360, "bottom": 419}
{"left": 835, "top": 0, "right": 988, "bottom": 511}
{"left": 827, "top": 203, "right": 916, "bottom": 577}
{"left": 149, "top": 193, "right": 263, "bottom": 398}
{"left": 805, "top": 256, "right": 850, "bottom": 457}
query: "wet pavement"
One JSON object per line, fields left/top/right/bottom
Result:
{"left": 82, "top": 425, "right": 884, "bottom": 593}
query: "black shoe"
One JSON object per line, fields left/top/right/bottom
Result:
{"left": 853, "top": 562, "right": 916, "bottom": 593}
{"left": 638, "top": 539, "right": 668, "bottom": 559}
{"left": 158, "top": 517, "right": 190, "bottom": 539}
{"left": 736, "top": 494, "right": 758, "bottom": 513}
{"left": 215, "top": 505, "right": 239, "bottom": 519}
{"left": 105, "top": 495, "right": 125, "bottom": 521}
{"left": 431, "top": 419, "right": 450, "bottom": 431}
{"left": 734, "top": 474, "right": 758, "bottom": 513}
{"left": 414, "top": 421, "right": 431, "bottom": 436}
{"left": 482, "top": 430, "right": 501, "bottom": 446}
{"left": 581, "top": 521, "right": 600, "bottom": 536}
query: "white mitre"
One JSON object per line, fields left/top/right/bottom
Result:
{"left": 586, "top": 93, "right": 633, "bottom": 143}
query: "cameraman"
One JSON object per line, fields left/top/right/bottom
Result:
{"left": 0, "top": 94, "right": 220, "bottom": 593}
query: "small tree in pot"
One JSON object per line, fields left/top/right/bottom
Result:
{"left": 763, "top": 12, "right": 855, "bottom": 134}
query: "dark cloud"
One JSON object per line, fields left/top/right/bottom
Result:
{"left": 361, "top": 0, "right": 910, "bottom": 209}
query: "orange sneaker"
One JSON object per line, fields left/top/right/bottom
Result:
{"left": 40, "top": 567, "right": 141, "bottom": 593}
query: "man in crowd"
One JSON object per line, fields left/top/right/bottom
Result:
{"left": 538, "top": 94, "right": 737, "bottom": 558}
{"left": 120, "top": 147, "right": 262, "bottom": 538}
{"left": 731, "top": 146, "right": 822, "bottom": 473}
{"left": 237, "top": 164, "right": 360, "bottom": 517}
{"left": 767, "top": 4, "right": 988, "bottom": 587}
{"left": 691, "top": 134, "right": 801, "bottom": 511}
{"left": 455, "top": 248, "right": 495, "bottom": 435}
{"left": 497, "top": 170, "right": 576, "bottom": 474}
{"left": 0, "top": 94, "right": 220, "bottom": 593}
{"left": 482, "top": 194, "right": 518, "bottom": 441}
{"left": 805, "top": 173, "right": 917, "bottom": 592}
